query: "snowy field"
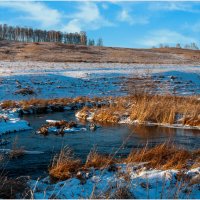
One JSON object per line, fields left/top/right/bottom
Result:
{"left": 0, "top": 61, "right": 199, "bottom": 100}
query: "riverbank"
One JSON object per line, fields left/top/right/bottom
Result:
{"left": 28, "top": 144, "right": 200, "bottom": 198}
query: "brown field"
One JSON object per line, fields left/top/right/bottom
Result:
{"left": 1, "top": 40, "right": 200, "bottom": 64}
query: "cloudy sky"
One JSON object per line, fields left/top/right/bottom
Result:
{"left": 0, "top": 1, "right": 200, "bottom": 48}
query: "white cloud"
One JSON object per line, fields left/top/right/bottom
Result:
{"left": 118, "top": 9, "right": 134, "bottom": 24}
{"left": 101, "top": 3, "right": 109, "bottom": 10}
{"left": 62, "top": 2, "right": 114, "bottom": 32}
{"left": 139, "top": 29, "right": 197, "bottom": 47}
{"left": 182, "top": 21, "right": 200, "bottom": 33}
{"left": 149, "top": 2, "right": 200, "bottom": 13}
{"left": 0, "top": 2, "right": 61, "bottom": 28}
{"left": 118, "top": 8, "right": 148, "bottom": 25}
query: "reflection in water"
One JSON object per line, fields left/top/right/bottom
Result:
{"left": 1, "top": 110, "right": 199, "bottom": 178}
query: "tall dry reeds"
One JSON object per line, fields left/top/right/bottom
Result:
{"left": 49, "top": 147, "right": 82, "bottom": 181}
{"left": 126, "top": 142, "right": 200, "bottom": 170}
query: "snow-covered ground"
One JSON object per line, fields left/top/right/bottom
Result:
{"left": 30, "top": 164, "right": 200, "bottom": 199}
{"left": 0, "top": 61, "right": 199, "bottom": 100}
{"left": 0, "top": 110, "right": 31, "bottom": 136}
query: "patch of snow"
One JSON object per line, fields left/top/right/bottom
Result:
{"left": 29, "top": 165, "right": 200, "bottom": 199}
{"left": 0, "top": 118, "right": 31, "bottom": 136}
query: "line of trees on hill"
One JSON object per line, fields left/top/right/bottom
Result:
{"left": 155, "top": 42, "right": 199, "bottom": 50}
{"left": 0, "top": 24, "right": 103, "bottom": 46}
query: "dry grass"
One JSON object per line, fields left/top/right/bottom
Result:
{"left": 0, "top": 96, "right": 109, "bottom": 113}
{"left": 37, "top": 120, "right": 78, "bottom": 136}
{"left": 9, "top": 137, "right": 25, "bottom": 159}
{"left": 126, "top": 142, "right": 200, "bottom": 170}
{"left": 49, "top": 147, "right": 82, "bottom": 181}
{"left": 0, "top": 176, "right": 30, "bottom": 199}
{"left": 77, "top": 94, "right": 200, "bottom": 127}
{"left": 129, "top": 95, "right": 200, "bottom": 125}
{"left": 49, "top": 144, "right": 200, "bottom": 182}
{"left": 1, "top": 94, "right": 199, "bottom": 127}
{"left": 110, "top": 185, "right": 133, "bottom": 199}
{"left": 1, "top": 100, "right": 18, "bottom": 109}
{"left": 15, "top": 88, "right": 35, "bottom": 96}
{"left": 1, "top": 40, "right": 200, "bottom": 64}
{"left": 9, "top": 148, "right": 25, "bottom": 159}
{"left": 85, "top": 148, "right": 115, "bottom": 169}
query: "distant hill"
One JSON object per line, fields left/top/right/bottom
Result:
{"left": 0, "top": 40, "right": 200, "bottom": 64}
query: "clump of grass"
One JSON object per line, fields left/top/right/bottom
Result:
{"left": 37, "top": 120, "right": 78, "bottom": 136}
{"left": 110, "top": 185, "right": 133, "bottom": 199}
{"left": 15, "top": 88, "right": 35, "bottom": 96}
{"left": 0, "top": 100, "right": 18, "bottom": 109}
{"left": 48, "top": 144, "right": 199, "bottom": 183}
{"left": 85, "top": 148, "right": 115, "bottom": 169}
{"left": 0, "top": 176, "right": 29, "bottom": 199}
{"left": 49, "top": 147, "right": 82, "bottom": 181}
{"left": 126, "top": 142, "right": 199, "bottom": 170}
{"left": 77, "top": 94, "right": 200, "bottom": 127}
{"left": 9, "top": 148, "right": 25, "bottom": 159}
{"left": 129, "top": 95, "right": 200, "bottom": 125}
{"left": 9, "top": 137, "right": 25, "bottom": 159}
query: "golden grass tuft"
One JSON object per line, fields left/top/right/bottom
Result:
{"left": 85, "top": 149, "right": 115, "bottom": 169}
{"left": 1, "top": 100, "right": 17, "bottom": 109}
{"left": 126, "top": 143, "right": 199, "bottom": 170}
{"left": 48, "top": 144, "right": 199, "bottom": 182}
{"left": 49, "top": 147, "right": 82, "bottom": 181}
{"left": 76, "top": 94, "right": 200, "bottom": 127}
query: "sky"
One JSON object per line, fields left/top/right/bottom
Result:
{"left": 0, "top": 1, "right": 200, "bottom": 48}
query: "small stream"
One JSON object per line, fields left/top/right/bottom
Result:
{"left": 1, "top": 110, "right": 200, "bottom": 178}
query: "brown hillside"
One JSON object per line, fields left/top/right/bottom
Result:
{"left": 0, "top": 40, "right": 200, "bottom": 64}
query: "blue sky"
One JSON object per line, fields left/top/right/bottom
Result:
{"left": 0, "top": 1, "right": 200, "bottom": 48}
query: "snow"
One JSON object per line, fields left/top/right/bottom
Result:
{"left": 0, "top": 111, "right": 32, "bottom": 136}
{"left": 0, "top": 61, "right": 199, "bottom": 101}
{"left": 63, "top": 127, "right": 87, "bottom": 133}
{"left": 0, "top": 149, "right": 44, "bottom": 154}
{"left": 76, "top": 110, "right": 200, "bottom": 130}
{"left": 29, "top": 165, "right": 200, "bottom": 199}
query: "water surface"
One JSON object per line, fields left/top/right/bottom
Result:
{"left": 1, "top": 110, "right": 200, "bottom": 178}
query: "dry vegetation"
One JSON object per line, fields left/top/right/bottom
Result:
{"left": 85, "top": 148, "right": 115, "bottom": 169}
{"left": 49, "top": 147, "right": 117, "bottom": 181}
{"left": 1, "top": 40, "right": 200, "bottom": 64}
{"left": 126, "top": 143, "right": 200, "bottom": 170}
{"left": 0, "top": 176, "right": 30, "bottom": 199}
{"left": 14, "top": 88, "right": 35, "bottom": 96}
{"left": 0, "top": 153, "right": 29, "bottom": 198}
{"left": 37, "top": 120, "right": 78, "bottom": 136}
{"left": 0, "top": 96, "right": 105, "bottom": 110}
{"left": 49, "top": 147, "right": 82, "bottom": 181}
{"left": 9, "top": 137, "right": 25, "bottom": 159}
{"left": 77, "top": 94, "right": 200, "bottom": 127}
{"left": 1, "top": 93, "right": 199, "bottom": 127}
{"left": 49, "top": 144, "right": 200, "bottom": 182}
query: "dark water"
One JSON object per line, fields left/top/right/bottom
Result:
{"left": 1, "top": 110, "right": 200, "bottom": 178}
